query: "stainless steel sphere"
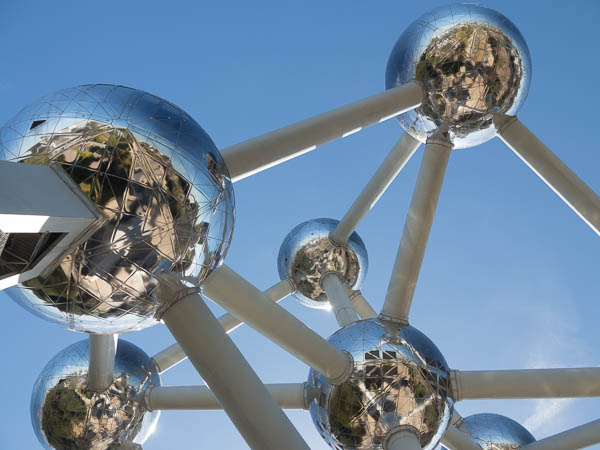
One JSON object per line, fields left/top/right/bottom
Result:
{"left": 386, "top": 3, "right": 531, "bottom": 149}
{"left": 307, "top": 318, "right": 453, "bottom": 449}
{"left": 461, "top": 413, "right": 536, "bottom": 449}
{"left": 0, "top": 84, "right": 235, "bottom": 333}
{"left": 31, "top": 339, "right": 161, "bottom": 450}
{"left": 277, "top": 218, "right": 368, "bottom": 308}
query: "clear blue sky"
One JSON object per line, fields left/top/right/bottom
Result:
{"left": 1, "top": 1, "right": 599, "bottom": 449}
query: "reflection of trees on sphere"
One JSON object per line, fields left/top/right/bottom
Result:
{"left": 386, "top": 3, "right": 531, "bottom": 148}
{"left": 462, "top": 413, "right": 536, "bottom": 449}
{"left": 0, "top": 84, "right": 235, "bottom": 333}
{"left": 277, "top": 218, "right": 368, "bottom": 308}
{"left": 307, "top": 318, "right": 453, "bottom": 449}
{"left": 31, "top": 339, "right": 160, "bottom": 450}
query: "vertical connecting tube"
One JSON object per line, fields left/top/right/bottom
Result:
{"left": 159, "top": 282, "right": 309, "bottom": 450}
{"left": 380, "top": 131, "right": 452, "bottom": 323}
{"left": 330, "top": 133, "right": 421, "bottom": 244}
{"left": 494, "top": 114, "right": 600, "bottom": 236}
{"left": 87, "top": 334, "right": 117, "bottom": 392}
{"left": 321, "top": 273, "right": 359, "bottom": 327}
{"left": 383, "top": 427, "right": 423, "bottom": 450}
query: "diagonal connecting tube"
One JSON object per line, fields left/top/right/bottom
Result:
{"left": 202, "top": 265, "right": 353, "bottom": 384}
{"left": 221, "top": 82, "right": 423, "bottom": 182}
{"left": 321, "top": 273, "right": 359, "bottom": 327}
{"left": 521, "top": 418, "right": 600, "bottom": 450}
{"left": 330, "top": 133, "right": 421, "bottom": 244}
{"left": 150, "top": 278, "right": 295, "bottom": 374}
{"left": 380, "top": 130, "right": 452, "bottom": 323}
{"left": 494, "top": 114, "right": 600, "bottom": 236}
{"left": 155, "top": 275, "right": 309, "bottom": 450}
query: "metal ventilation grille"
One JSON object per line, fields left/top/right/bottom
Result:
{"left": 0, "top": 232, "right": 64, "bottom": 278}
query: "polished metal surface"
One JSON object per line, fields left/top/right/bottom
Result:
{"left": 277, "top": 218, "right": 368, "bottom": 308}
{"left": 307, "top": 318, "right": 453, "bottom": 449}
{"left": 0, "top": 84, "right": 235, "bottom": 333}
{"left": 31, "top": 339, "right": 161, "bottom": 450}
{"left": 462, "top": 413, "right": 536, "bottom": 449}
{"left": 386, "top": 3, "right": 531, "bottom": 149}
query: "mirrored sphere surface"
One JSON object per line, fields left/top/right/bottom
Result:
{"left": 386, "top": 3, "right": 531, "bottom": 148}
{"left": 277, "top": 218, "right": 368, "bottom": 308}
{"left": 31, "top": 339, "right": 161, "bottom": 450}
{"left": 0, "top": 84, "right": 235, "bottom": 333}
{"left": 307, "top": 318, "right": 453, "bottom": 449}
{"left": 462, "top": 413, "right": 535, "bottom": 449}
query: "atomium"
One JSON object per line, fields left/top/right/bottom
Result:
{"left": 307, "top": 318, "right": 453, "bottom": 449}
{"left": 31, "top": 339, "right": 160, "bottom": 450}
{"left": 461, "top": 413, "right": 536, "bottom": 449}
{"left": 386, "top": 3, "right": 531, "bottom": 148}
{"left": 0, "top": 84, "right": 235, "bottom": 333}
{"left": 277, "top": 218, "right": 368, "bottom": 308}
{"left": 1, "top": 2, "right": 599, "bottom": 450}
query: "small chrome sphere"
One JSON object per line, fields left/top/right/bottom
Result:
{"left": 31, "top": 339, "right": 160, "bottom": 450}
{"left": 462, "top": 413, "right": 536, "bottom": 449}
{"left": 386, "top": 3, "right": 531, "bottom": 148}
{"left": 277, "top": 218, "right": 368, "bottom": 308}
{"left": 307, "top": 318, "right": 453, "bottom": 449}
{"left": 0, "top": 84, "right": 235, "bottom": 333}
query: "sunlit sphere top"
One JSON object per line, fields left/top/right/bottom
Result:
{"left": 0, "top": 84, "right": 235, "bottom": 333}
{"left": 31, "top": 339, "right": 161, "bottom": 450}
{"left": 386, "top": 3, "right": 531, "bottom": 148}
{"left": 462, "top": 413, "right": 536, "bottom": 449}
{"left": 307, "top": 318, "right": 453, "bottom": 449}
{"left": 277, "top": 218, "right": 368, "bottom": 308}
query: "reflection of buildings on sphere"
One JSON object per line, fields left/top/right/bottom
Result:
{"left": 31, "top": 339, "right": 161, "bottom": 450}
{"left": 277, "top": 218, "right": 368, "bottom": 308}
{"left": 307, "top": 318, "right": 453, "bottom": 449}
{"left": 0, "top": 84, "right": 235, "bottom": 333}
{"left": 386, "top": 3, "right": 531, "bottom": 148}
{"left": 461, "top": 413, "right": 536, "bottom": 449}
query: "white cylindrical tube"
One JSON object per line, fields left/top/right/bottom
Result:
{"left": 521, "top": 418, "right": 600, "bottom": 450}
{"left": 321, "top": 273, "right": 359, "bottom": 327}
{"left": 381, "top": 131, "right": 452, "bottom": 323}
{"left": 142, "top": 383, "right": 309, "bottom": 411}
{"left": 330, "top": 133, "right": 421, "bottom": 244}
{"left": 441, "top": 425, "right": 481, "bottom": 450}
{"left": 150, "top": 278, "right": 295, "bottom": 374}
{"left": 202, "top": 265, "right": 353, "bottom": 384}
{"left": 452, "top": 368, "right": 600, "bottom": 400}
{"left": 494, "top": 113, "right": 600, "bottom": 236}
{"left": 160, "top": 287, "right": 309, "bottom": 450}
{"left": 221, "top": 82, "right": 423, "bottom": 182}
{"left": 87, "top": 334, "right": 117, "bottom": 392}
{"left": 383, "top": 427, "right": 423, "bottom": 450}
{"left": 347, "top": 290, "right": 377, "bottom": 319}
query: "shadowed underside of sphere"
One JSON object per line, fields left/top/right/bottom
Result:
{"left": 462, "top": 413, "right": 536, "bottom": 449}
{"left": 31, "top": 339, "right": 161, "bottom": 450}
{"left": 386, "top": 3, "right": 531, "bottom": 148}
{"left": 0, "top": 84, "right": 235, "bottom": 333}
{"left": 277, "top": 218, "right": 368, "bottom": 309}
{"left": 307, "top": 318, "right": 453, "bottom": 449}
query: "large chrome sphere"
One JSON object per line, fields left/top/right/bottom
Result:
{"left": 277, "top": 218, "right": 368, "bottom": 308}
{"left": 307, "top": 318, "right": 453, "bottom": 449}
{"left": 461, "top": 413, "right": 535, "bottom": 449}
{"left": 31, "top": 339, "right": 161, "bottom": 449}
{"left": 386, "top": 3, "right": 531, "bottom": 149}
{"left": 0, "top": 84, "right": 235, "bottom": 333}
